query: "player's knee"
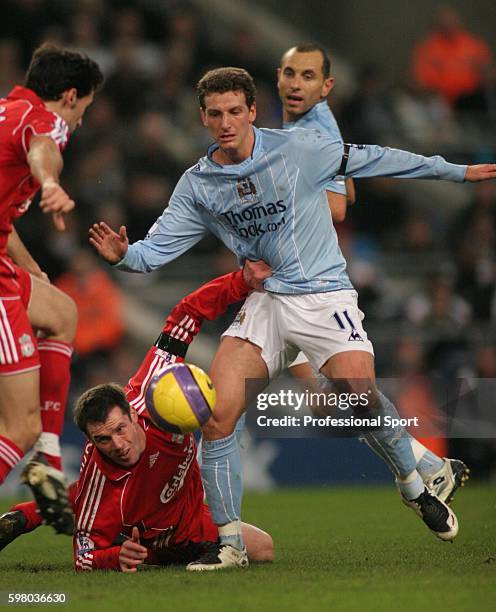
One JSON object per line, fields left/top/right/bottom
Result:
{"left": 44, "top": 290, "right": 77, "bottom": 342}
{"left": 202, "top": 410, "right": 237, "bottom": 440}
{"left": 56, "top": 292, "right": 78, "bottom": 342}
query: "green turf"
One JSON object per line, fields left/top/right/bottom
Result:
{"left": 0, "top": 485, "right": 495, "bottom": 611}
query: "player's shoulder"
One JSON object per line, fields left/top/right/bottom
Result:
{"left": 184, "top": 159, "right": 206, "bottom": 177}
{"left": 258, "top": 127, "right": 292, "bottom": 141}
{"left": 276, "top": 125, "right": 338, "bottom": 149}
{"left": 259, "top": 126, "right": 320, "bottom": 150}
{"left": 80, "top": 441, "right": 96, "bottom": 473}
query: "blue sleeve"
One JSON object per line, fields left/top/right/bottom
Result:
{"left": 116, "top": 174, "right": 209, "bottom": 273}
{"left": 345, "top": 144, "right": 467, "bottom": 181}
{"left": 324, "top": 177, "right": 347, "bottom": 195}
{"left": 292, "top": 130, "right": 344, "bottom": 191}
{"left": 315, "top": 114, "right": 346, "bottom": 195}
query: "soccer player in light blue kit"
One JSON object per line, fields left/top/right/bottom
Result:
{"left": 278, "top": 43, "right": 355, "bottom": 222}
{"left": 90, "top": 67, "right": 496, "bottom": 570}
{"left": 279, "top": 44, "right": 469, "bottom": 520}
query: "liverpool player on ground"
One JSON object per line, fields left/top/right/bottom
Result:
{"left": 0, "top": 264, "right": 274, "bottom": 570}
{"left": 0, "top": 43, "right": 103, "bottom": 533}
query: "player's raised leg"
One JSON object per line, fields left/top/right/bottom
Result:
{"left": 187, "top": 337, "right": 268, "bottom": 571}
{"left": 320, "top": 350, "right": 458, "bottom": 541}
{"left": 291, "top": 359, "right": 468, "bottom": 503}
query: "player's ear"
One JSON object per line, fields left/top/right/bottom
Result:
{"left": 61, "top": 88, "right": 78, "bottom": 108}
{"left": 129, "top": 407, "right": 138, "bottom": 423}
{"left": 199, "top": 107, "right": 208, "bottom": 127}
{"left": 322, "top": 77, "right": 334, "bottom": 98}
{"left": 249, "top": 103, "right": 257, "bottom": 123}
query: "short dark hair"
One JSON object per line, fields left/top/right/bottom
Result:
{"left": 24, "top": 43, "right": 104, "bottom": 101}
{"left": 197, "top": 67, "right": 256, "bottom": 110}
{"left": 74, "top": 383, "right": 130, "bottom": 435}
{"left": 281, "top": 44, "right": 331, "bottom": 79}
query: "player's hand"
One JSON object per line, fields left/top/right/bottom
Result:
{"left": 243, "top": 259, "right": 272, "bottom": 292}
{"left": 89, "top": 222, "right": 129, "bottom": 263}
{"left": 119, "top": 527, "right": 148, "bottom": 573}
{"left": 39, "top": 180, "right": 75, "bottom": 223}
{"left": 465, "top": 164, "right": 496, "bottom": 182}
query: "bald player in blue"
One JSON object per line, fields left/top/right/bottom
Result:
{"left": 278, "top": 43, "right": 354, "bottom": 222}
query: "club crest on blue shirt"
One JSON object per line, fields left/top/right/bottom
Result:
{"left": 236, "top": 177, "right": 258, "bottom": 206}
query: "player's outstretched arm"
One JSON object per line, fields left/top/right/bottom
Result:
{"left": 168, "top": 260, "right": 272, "bottom": 326}
{"left": 343, "top": 142, "right": 496, "bottom": 183}
{"left": 89, "top": 222, "right": 129, "bottom": 263}
{"left": 464, "top": 165, "right": 496, "bottom": 182}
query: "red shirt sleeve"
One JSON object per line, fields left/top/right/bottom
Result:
{"left": 126, "top": 271, "right": 250, "bottom": 400}
{"left": 163, "top": 271, "right": 249, "bottom": 342}
{"left": 74, "top": 539, "right": 121, "bottom": 571}
{"left": 22, "top": 112, "right": 70, "bottom": 155}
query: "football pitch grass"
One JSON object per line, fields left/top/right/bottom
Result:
{"left": 0, "top": 485, "right": 494, "bottom": 611}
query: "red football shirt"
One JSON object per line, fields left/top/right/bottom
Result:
{"left": 73, "top": 415, "right": 216, "bottom": 571}
{"left": 74, "top": 270, "right": 251, "bottom": 571}
{"left": 0, "top": 86, "right": 69, "bottom": 256}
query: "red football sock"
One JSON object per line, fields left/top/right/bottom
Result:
{"left": 11, "top": 500, "right": 43, "bottom": 532}
{"left": 0, "top": 435, "right": 24, "bottom": 485}
{"left": 36, "top": 340, "right": 73, "bottom": 471}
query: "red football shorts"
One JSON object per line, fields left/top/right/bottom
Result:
{"left": 0, "top": 255, "right": 39, "bottom": 375}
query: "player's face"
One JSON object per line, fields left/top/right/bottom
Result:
{"left": 277, "top": 50, "right": 334, "bottom": 120}
{"left": 61, "top": 88, "right": 95, "bottom": 133}
{"left": 87, "top": 406, "right": 145, "bottom": 467}
{"left": 200, "top": 90, "right": 256, "bottom": 162}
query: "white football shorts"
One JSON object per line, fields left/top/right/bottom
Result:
{"left": 222, "top": 289, "right": 374, "bottom": 379}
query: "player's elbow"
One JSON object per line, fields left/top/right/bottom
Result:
{"left": 332, "top": 206, "right": 347, "bottom": 223}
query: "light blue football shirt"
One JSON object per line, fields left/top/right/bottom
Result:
{"left": 283, "top": 100, "right": 346, "bottom": 195}
{"left": 117, "top": 126, "right": 466, "bottom": 294}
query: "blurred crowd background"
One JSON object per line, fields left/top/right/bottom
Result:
{"left": 2, "top": 0, "right": 496, "bottom": 478}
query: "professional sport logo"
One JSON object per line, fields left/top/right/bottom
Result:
{"left": 236, "top": 177, "right": 259, "bottom": 206}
